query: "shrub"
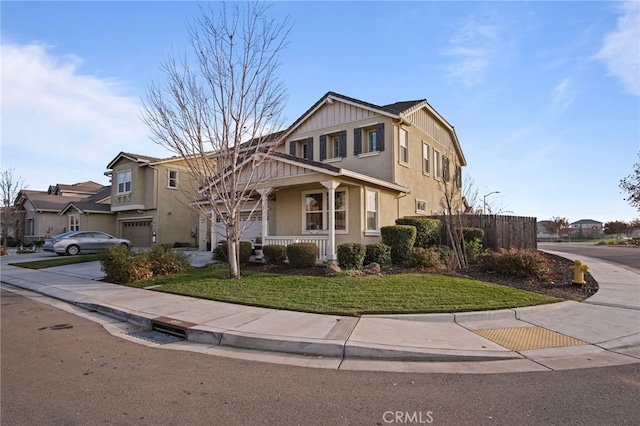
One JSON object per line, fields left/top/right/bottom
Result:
{"left": 462, "top": 227, "right": 485, "bottom": 265}
{"left": 213, "top": 241, "right": 252, "bottom": 264}
{"left": 364, "top": 243, "right": 392, "bottom": 266}
{"left": 145, "top": 245, "right": 191, "bottom": 276}
{"left": 462, "top": 227, "right": 484, "bottom": 243}
{"left": 465, "top": 239, "right": 484, "bottom": 264}
{"left": 404, "top": 247, "right": 443, "bottom": 269}
{"left": 213, "top": 242, "right": 228, "bottom": 262}
{"left": 381, "top": 225, "right": 417, "bottom": 265}
{"left": 337, "top": 243, "right": 366, "bottom": 269}
{"left": 263, "top": 245, "right": 287, "bottom": 265}
{"left": 432, "top": 245, "right": 456, "bottom": 270}
{"left": 396, "top": 217, "right": 441, "bottom": 248}
{"left": 479, "top": 248, "right": 552, "bottom": 281}
{"left": 101, "top": 244, "right": 153, "bottom": 284}
{"left": 286, "top": 243, "right": 318, "bottom": 268}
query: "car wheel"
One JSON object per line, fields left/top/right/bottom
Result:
{"left": 66, "top": 245, "right": 80, "bottom": 256}
{"left": 120, "top": 243, "right": 130, "bottom": 250}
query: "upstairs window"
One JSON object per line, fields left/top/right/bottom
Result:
{"left": 168, "top": 170, "right": 179, "bottom": 188}
{"left": 433, "top": 150, "right": 441, "bottom": 180}
{"left": 354, "top": 123, "right": 385, "bottom": 156}
{"left": 320, "top": 132, "right": 346, "bottom": 161}
{"left": 399, "top": 128, "right": 409, "bottom": 164}
{"left": 422, "top": 142, "right": 431, "bottom": 174}
{"left": 367, "top": 129, "right": 377, "bottom": 152}
{"left": 290, "top": 137, "right": 314, "bottom": 161}
{"left": 117, "top": 170, "right": 132, "bottom": 194}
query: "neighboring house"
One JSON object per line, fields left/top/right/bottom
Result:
{"left": 537, "top": 220, "right": 555, "bottom": 239}
{"left": 14, "top": 182, "right": 106, "bottom": 244}
{"left": 197, "top": 92, "right": 467, "bottom": 262}
{"left": 59, "top": 186, "right": 115, "bottom": 236}
{"left": 104, "top": 152, "right": 200, "bottom": 248}
{"left": 570, "top": 219, "right": 603, "bottom": 236}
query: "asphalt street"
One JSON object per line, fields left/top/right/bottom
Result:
{"left": 2, "top": 288, "right": 640, "bottom": 426}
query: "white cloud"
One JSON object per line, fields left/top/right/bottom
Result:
{"left": 596, "top": 1, "right": 640, "bottom": 96}
{"left": 441, "top": 13, "right": 502, "bottom": 87}
{"left": 551, "top": 78, "right": 575, "bottom": 112}
{"left": 1, "top": 43, "right": 169, "bottom": 189}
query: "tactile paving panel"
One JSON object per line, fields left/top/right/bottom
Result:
{"left": 474, "top": 326, "right": 587, "bottom": 351}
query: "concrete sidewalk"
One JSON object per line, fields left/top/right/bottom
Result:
{"left": 1, "top": 250, "right": 639, "bottom": 374}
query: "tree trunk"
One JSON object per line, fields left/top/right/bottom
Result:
{"left": 226, "top": 223, "right": 240, "bottom": 279}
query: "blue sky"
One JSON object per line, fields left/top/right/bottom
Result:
{"left": 2, "top": 1, "right": 639, "bottom": 223}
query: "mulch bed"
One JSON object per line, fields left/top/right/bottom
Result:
{"left": 241, "top": 252, "right": 598, "bottom": 302}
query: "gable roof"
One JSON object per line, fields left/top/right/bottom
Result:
{"left": 60, "top": 185, "right": 113, "bottom": 215}
{"left": 16, "top": 190, "right": 85, "bottom": 212}
{"left": 279, "top": 91, "right": 466, "bottom": 166}
{"left": 571, "top": 219, "right": 603, "bottom": 226}
{"left": 47, "top": 181, "right": 104, "bottom": 196}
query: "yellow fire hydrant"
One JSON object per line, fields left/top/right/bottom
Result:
{"left": 572, "top": 259, "right": 589, "bottom": 285}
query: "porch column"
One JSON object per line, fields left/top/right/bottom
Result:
{"left": 256, "top": 188, "right": 271, "bottom": 260}
{"left": 321, "top": 179, "right": 339, "bottom": 264}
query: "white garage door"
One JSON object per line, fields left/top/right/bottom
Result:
{"left": 215, "top": 214, "right": 262, "bottom": 243}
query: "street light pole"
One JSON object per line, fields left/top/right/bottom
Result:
{"left": 483, "top": 191, "right": 500, "bottom": 214}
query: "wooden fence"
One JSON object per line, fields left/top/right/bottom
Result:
{"left": 428, "top": 214, "right": 538, "bottom": 251}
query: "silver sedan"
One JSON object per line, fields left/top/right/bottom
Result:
{"left": 43, "top": 231, "right": 131, "bottom": 256}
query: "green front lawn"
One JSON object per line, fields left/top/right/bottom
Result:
{"left": 135, "top": 265, "right": 562, "bottom": 316}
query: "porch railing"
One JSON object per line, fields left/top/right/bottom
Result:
{"left": 263, "top": 236, "right": 329, "bottom": 261}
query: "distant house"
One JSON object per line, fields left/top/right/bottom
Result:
{"left": 59, "top": 186, "right": 115, "bottom": 236}
{"left": 570, "top": 219, "right": 603, "bottom": 236}
{"left": 14, "top": 182, "right": 106, "bottom": 244}
{"left": 536, "top": 220, "right": 555, "bottom": 239}
{"left": 104, "top": 152, "right": 200, "bottom": 248}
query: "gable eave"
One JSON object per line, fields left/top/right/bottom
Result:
{"left": 278, "top": 92, "right": 401, "bottom": 144}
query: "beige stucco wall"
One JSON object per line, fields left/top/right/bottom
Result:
{"left": 109, "top": 158, "right": 200, "bottom": 247}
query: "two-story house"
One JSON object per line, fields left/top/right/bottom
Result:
{"left": 14, "top": 181, "right": 106, "bottom": 244}
{"left": 105, "top": 152, "right": 200, "bottom": 248}
{"left": 198, "top": 92, "right": 466, "bottom": 262}
{"left": 570, "top": 219, "right": 603, "bottom": 236}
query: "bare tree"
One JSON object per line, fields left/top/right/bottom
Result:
{"left": 142, "top": 2, "right": 291, "bottom": 279}
{"left": 1, "top": 168, "right": 27, "bottom": 246}
{"left": 620, "top": 153, "right": 640, "bottom": 211}
{"left": 439, "top": 159, "right": 468, "bottom": 268}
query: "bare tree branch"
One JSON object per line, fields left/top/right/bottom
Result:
{"left": 141, "top": 2, "right": 291, "bottom": 278}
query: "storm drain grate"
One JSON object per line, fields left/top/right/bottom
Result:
{"left": 126, "top": 330, "right": 184, "bottom": 345}
{"left": 474, "top": 326, "right": 587, "bottom": 351}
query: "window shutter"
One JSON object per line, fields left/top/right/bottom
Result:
{"left": 306, "top": 137, "right": 314, "bottom": 161}
{"left": 443, "top": 156, "right": 450, "bottom": 181}
{"left": 339, "top": 130, "right": 347, "bottom": 158}
{"left": 354, "top": 128, "right": 362, "bottom": 155}
{"left": 289, "top": 141, "right": 296, "bottom": 156}
{"left": 376, "top": 123, "right": 385, "bottom": 151}
{"left": 319, "top": 135, "right": 327, "bottom": 161}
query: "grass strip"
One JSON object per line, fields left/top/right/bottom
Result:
{"left": 139, "top": 266, "right": 562, "bottom": 316}
{"left": 9, "top": 254, "right": 104, "bottom": 269}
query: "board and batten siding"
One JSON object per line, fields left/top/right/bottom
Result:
{"left": 296, "top": 102, "right": 379, "bottom": 133}
{"left": 406, "top": 109, "right": 456, "bottom": 153}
